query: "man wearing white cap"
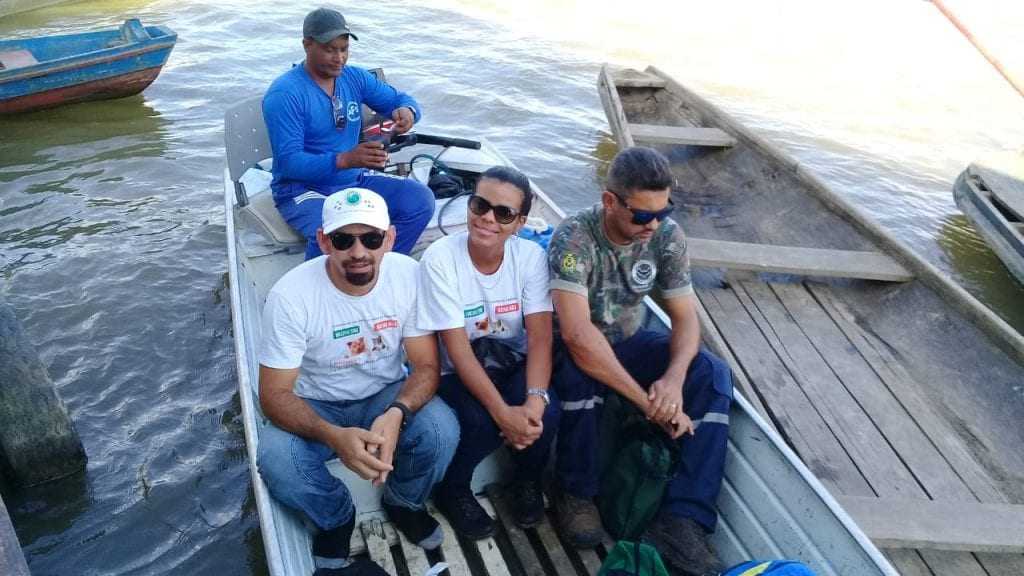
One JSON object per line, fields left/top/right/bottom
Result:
{"left": 257, "top": 188, "right": 459, "bottom": 576}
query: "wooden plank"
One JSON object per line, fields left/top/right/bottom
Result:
{"left": 697, "top": 286, "right": 874, "bottom": 497}
{"left": 360, "top": 518, "right": 398, "bottom": 575}
{"left": 536, "top": 519, "right": 580, "bottom": 575}
{"left": 427, "top": 503, "right": 472, "bottom": 576}
{"left": 973, "top": 155, "right": 1024, "bottom": 222}
{"left": 838, "top": 496, "right": 1024, "bottom": 553}
{"left": 688, "top": 238, "right": 913, "bottom": 282}
{"left": 485, "top": 485, "right": 546, "bottom": 576}
{"left": 628, "top": 123, "right": 736, "bottom": 147}
{"left": 394, "top": 522, "right": 432, "bottom": 576}
{"left": 609, "top": 67, "right": 667, "bottom": 88}
{"left": 805, "top": 284, "right": 1006, "bottom": 504}
{"left": 476, "top": 498, "right": 513, "bottom": 576}
{"left": 883, "top": 549, "right": 936, "bottom": 576}
{"left": 769, "top": 282, "right": 973, "bottom": 500}
{"left": 577, "top": 548, "right": 603, "bottom": 576}
{"left": 734, "top": 281, "right": 922, "bottom": 497}
{"left": 807, "top": 285, "right": 1024, "bottom": 574}
{"left": 597, "top": 64, "right": 635, "bottom": 149}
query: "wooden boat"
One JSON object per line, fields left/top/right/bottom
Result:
{"left": 598, "top": 65, "right": 1024, "bottom": 574}
{"left": 224, "top": 81, "right": 900, "bottom": 575}
{"left": 953, "top": 153, "right": 1024, "bottom": 286}
{"left": 0, "top": 18, "right": 175, "bottom": 114}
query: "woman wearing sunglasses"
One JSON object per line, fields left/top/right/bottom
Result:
{"left": 416, "top": 166, "right": 557, "bottom": 540}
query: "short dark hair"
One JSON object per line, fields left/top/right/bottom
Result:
{"left": 479, "top": 165, "right": 534, "bottom": 216}
{"left": 606, "top": 146, "right": 673, "bottom": 196}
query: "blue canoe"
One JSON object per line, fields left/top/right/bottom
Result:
{"left": 0, "top": 18, "right": 175, "bottom": 114}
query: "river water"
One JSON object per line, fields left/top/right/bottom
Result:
{"left": 0, "top": 0, "right": 1021, "bottom": 574}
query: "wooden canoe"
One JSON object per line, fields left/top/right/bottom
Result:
{"left": 223, "top": 86, "right": 898, "bottom": 575}
{"left": 0, "top": 18, "right": 175, "bottom": 114}
{"left": 953, "top": 152, "right": 1024, "bottom": 286}
{"left": 598, "top": 65, "right": 1024, "bottom": 573}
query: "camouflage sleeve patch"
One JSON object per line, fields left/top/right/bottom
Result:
{"left": 548, "top": 218, "right": 590, "bottom": 294}
{"left": 655, "top": 221, "right": 692, "bottom": 297}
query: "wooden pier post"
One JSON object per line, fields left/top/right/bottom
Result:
{"left": 0, "top": 296, "right": 86, "bottom": 487}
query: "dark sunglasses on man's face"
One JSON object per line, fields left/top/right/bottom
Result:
{"left": 332, "top": 96, "right": 347, "bottom": 130}
{"left": 468, "top": 194, "right": 521, "bottom": 225}
{"left": 611, "top": 191, "right": 675, "bottom": 225}
{"left": 329, "top": 230, "right": 385, "bottom": 251}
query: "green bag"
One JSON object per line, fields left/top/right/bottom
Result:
{"left": 598, "top": 540, "right": 670, "bottom": 576}
{"left": 598, "top": 393, "right": 680, "bottom": 541}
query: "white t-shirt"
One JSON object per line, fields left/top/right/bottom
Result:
{"left": 417, "top": 231, "right": 552, "bottom": 373}
{"left": 259, "top": 253, "right": 430, "bottom": 401}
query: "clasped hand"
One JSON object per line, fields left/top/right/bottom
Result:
{"left": 495, "top": 396, "right": 545, "bottom": 450}
{"left": 646, "top": 377, "right": 694, "bottom": 440}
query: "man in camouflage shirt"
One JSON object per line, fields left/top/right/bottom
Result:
{"left": 548, "top": 147, "right": 732, "bottom": 576}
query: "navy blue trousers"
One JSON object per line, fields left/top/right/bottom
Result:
{"left": 277, "top": 171, "right": 435, "bottom": 259}
{"left": 437, "top": 365, "right": 560, "bottom": 490}
{"left": 552, "top": 330, "right": 733, "bottom": 532}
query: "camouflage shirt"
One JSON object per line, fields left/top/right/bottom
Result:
{"left": 548, "top": 204, "right": 693, "bottom": 344}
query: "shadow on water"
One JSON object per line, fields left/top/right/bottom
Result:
{"left": 937, "top": 213, "right": 1024, "bottom": 332}
{"left": 2, "top": 470, "right": 90, "bottom": 549}
{"left": 0, "top": 95, "right": 169, "bottom": 174}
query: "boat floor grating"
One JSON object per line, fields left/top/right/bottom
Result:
{"left": 697, "top": 278, "right": 1024, "bottom": 575}
{"left": 347, "top": 487, "right": 612, "bottom": 576}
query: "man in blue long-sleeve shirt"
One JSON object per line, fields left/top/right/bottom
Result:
{"left": 264, "top": 8, "right": 435, "bottom": 259}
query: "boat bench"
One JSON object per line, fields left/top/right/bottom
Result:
{"left": 0, "top": 50, "right": 37, "bottom": 71}
{"left": 688, "top": 237, "right": 914, "bottom": 282}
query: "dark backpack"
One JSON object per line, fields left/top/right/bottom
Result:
{"left": 721, "top": 560, "right": 817, "bottom": 575}
{"left": 598, "top": 393, "right": 680, "bottom": 541}
{"left": 598, "top": 540, "right": 669, "bottom": 576}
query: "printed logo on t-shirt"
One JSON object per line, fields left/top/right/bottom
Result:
{"left": 331, "top": 316, "right": 401, "bottom": 368}
{"left": 374, "top": 319, "right": 399, "bottom": 331}
{"left": 464, "top": 305, "right": 485, "bottom": 318}
{"left": 346, "top": 101, "right": 360, "bottom": 122}
{"left": 333, "top": 325, "right": 360, "bottom": 339}
{"left": 494, "top": 302, "right": 520, "bottom": 315}
{"left": 630, "top": 259, "right": 657, "bottom": 290}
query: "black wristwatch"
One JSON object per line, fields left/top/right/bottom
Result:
{"left": 386, "top": 401, "right": 413, "bottom": 430}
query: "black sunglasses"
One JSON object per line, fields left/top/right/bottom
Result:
{"left": 329, "top": 230, "right": 385, "bottom": 251}
{"left": 610, "top": 191, "right": 675, "bottom": 225}
{"left": 468, "top": 194, "right": 521, "bottom": 225}
{"left": 332, "top": 96, "right": 347, "bottom": 130}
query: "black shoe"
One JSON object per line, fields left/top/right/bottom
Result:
{"left": 312, "top": 519, "right": 354, "bottom": 574}
{"left": 313, "top": 557, "right": 389, "bottom": 576}
{"left": 382, "top": 500, "right": 445, "bottom": 550}
{"left": 641, "top": 512, "right": 722, "bottom": 576}
{"left": 509, "top": 479, "right": 545, "bottom": 528}
{"left": 435, "top": 484, "right": 496, "bottom": 540}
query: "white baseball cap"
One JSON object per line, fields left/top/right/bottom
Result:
{"left": 321, "top": 188, "right": 390, "bottom": 235}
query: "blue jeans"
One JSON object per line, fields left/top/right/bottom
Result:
{"left": 437, "top": 365, "right": 560, "bottom": 489}
{"left": 276, "top": 171, "right": 436, "bottom": 259}
{"left": 257, "top": 381, "right": 459, "bottom": 530}
{"left": 551, "top": 330, "right": 733, "bottom": 532}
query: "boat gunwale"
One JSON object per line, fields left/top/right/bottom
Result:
{"left": 0, "top": 26, "right": 176, "bottom": 83}
{"left": 223, "top": 166, "right": 290, "bottom": 575}
{"left": 953, "top": 169, "right": 1024, "bottom": 285}
{"left": 624, "top": 64, "right": 1024, "bottom": 365}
